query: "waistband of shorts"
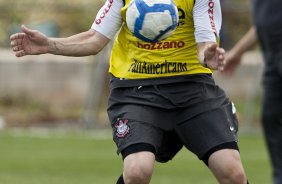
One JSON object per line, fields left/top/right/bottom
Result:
{"left": 109, "top": 74, "right": 215, "bottom": 89}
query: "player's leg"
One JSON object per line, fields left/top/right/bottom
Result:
{"left": 108, "top": 84, "right": 184, "bottom": 183}
{"left": 117, "top": 129, "right": 184, "bottom": 184}
{"left": 116, "top": 148, "right": 155, "bottom": 184}
{"left": 108, "top": 86, "right": 163, "bottom": 184}
{"left": 208, "top": 148, "right": 247, "bottom": 184}
{"left": 122, "top": 149, "right": 155, "bottom": 184}
{"left": 111, "top": 120, "right": 160, "bottom": 184}
{"left": 113, "top": 135, "right": 159, "bottom": 184}
{"left": 110, "top": 118, "right": 162, "bottom": 184}
{"left": 175, "top": 99, "right": 248, "bottom": 183}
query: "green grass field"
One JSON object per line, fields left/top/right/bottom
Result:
{"left": 0, "top": 129, "right": 271, "bottom": 184}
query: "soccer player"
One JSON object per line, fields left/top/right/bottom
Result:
{"left": 10, "top": 0, "right": 248, "bottom": 183}
{"left": 223, "top": 1, "right": 282, "bottom": 183}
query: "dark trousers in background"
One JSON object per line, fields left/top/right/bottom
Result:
{"left": 260, "top": 37, "right": 282, "bottom": 184}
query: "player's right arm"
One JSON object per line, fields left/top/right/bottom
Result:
{"left": 10, "top": 26, "right": 110, "bottom": 57}
{"left": 10, "top": 0, "right": 123, "bottom": 57}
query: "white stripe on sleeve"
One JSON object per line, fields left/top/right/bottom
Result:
{"left": 193, "top": 0, "right": 222, "bottom": 43}
{"left": 91, "top": 0, "right": 123, "bottom": 39}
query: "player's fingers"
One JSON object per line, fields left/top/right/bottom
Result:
{"left": 10, "top": 33, "right": 25, "bottom": 41}
{"left": 218, "top": 66, "right": 224, "bottom": 72}
{"left": 12, "top": 45, "right": 24, "bottom": 52}
{"left": 218, "top": 60, "right": 225, "bottom": 69}
{"left": 10, "top": 39, "right": 21, "bottom": 47}
{"left": 208, "top": 43, "right": 217, "bottom": 52}
{"left": 15, "top": 50, "right": 26, "bottom": 57}
{"left": 218, "top": 56, "right": 225, "bottom": 66}
{"left": 10, "top": 34, "right": 18, "bottom": 41}
{"left": 218, "top": 58, "right": 225, "bottom": 70}
{"left": 12, "top": 45, "right": 18, "bottom": 52}
{"left": 21, "top": 25, "right": 36, "bottom": 36}
{"left": 218, "top": 53, "right": 225, "bottom": 60}
{"left": 11, "top": 38, "right": 24, "bottom": 53}
{"left": 218, "top": 54, "right": 226, "bottom": 72}
{"left": 217, "top": 47, "right": 225, "bottom": 62}
{"left": 217, "top": 47, "right": 225, "bottom": 55}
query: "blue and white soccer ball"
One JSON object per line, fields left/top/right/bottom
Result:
{"left": 126, "top": 0, "right": 179, "bottom": 43}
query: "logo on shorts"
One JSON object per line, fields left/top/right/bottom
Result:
{"left": 115, "top": 119, "right": 130, "bottom": 138}
{"left": 231, "top": 102, "right": 236, "bottom": 114}
{"left": 230, "top": 126, "right": 235, "bottom": 132}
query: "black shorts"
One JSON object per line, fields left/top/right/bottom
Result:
{"left": 107, "top": 78, "right": 239, "bottom": 162}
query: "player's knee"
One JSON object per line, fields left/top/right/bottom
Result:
{"left": 220, "top": 165, "right": 247, "bottom": 184}
{"left": 228, "top": 168, "right": 247, "bottom": 184}
{"left": 124, "top": 162, "right": 153, "bottom": 184}
{"left": 123, "top": 154, "right": 154, "bottom": 184}
{"left": 208, "top": 149, "right": 247, "bottom": 184}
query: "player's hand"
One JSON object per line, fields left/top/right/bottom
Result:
{"left": 10, "top": 25, "right": 49, "bottom": 57}
{"left": 204, "top": 43, "right": 225, "bottom": 71}
{"left": 221, "top": 50, "right": 242, "bottom": 76}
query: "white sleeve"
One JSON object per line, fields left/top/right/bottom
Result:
{"left": 91, "top": 0, "right": 123, "bottom": 39}
{"left": 193, "top": 0, "right": 222, "bottom": 43}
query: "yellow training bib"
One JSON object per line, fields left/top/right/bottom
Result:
{"left": 109, "top": 0, "right": 212, "bottom": 79}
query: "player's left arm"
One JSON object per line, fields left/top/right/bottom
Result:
{"left": 197, "top": 42, "right": 225, "bottom": 71}
{"left": 193, "top": 0, "right": 225, "bottom": 71}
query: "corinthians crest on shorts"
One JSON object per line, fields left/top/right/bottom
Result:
{"left": 115, "top": 119, "right": 130, "bottom": 138}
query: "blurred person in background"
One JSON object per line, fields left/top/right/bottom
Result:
{"left": 223, "top": 1, "right": 282, "bottom": 184}
{"left": 10, "top": 0, "right": 249, "bottom": 183}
